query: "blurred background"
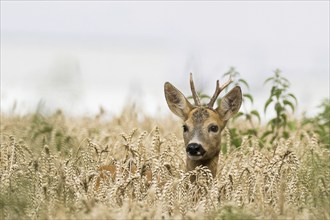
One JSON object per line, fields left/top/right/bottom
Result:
{"left": 1, "top": 1, "right": 329, "bottom": 119}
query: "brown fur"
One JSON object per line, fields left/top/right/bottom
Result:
{"left": 164, "top": 79, "right": 242, "bottom": 178}
{"left": 184, "top": 107, "right": 226, "bottom": 176}
{"left": 95, "top": 164, "right": 153, "bottom": 190}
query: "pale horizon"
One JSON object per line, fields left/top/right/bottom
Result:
{"left": 1, "top": 1, "right": 329, "bottom": 119}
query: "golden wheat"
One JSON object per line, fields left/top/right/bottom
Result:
{"left": 0, "top": 108, "right": 329, "bottom": 219}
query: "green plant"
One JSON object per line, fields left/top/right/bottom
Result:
{"left": 262, "top": 69, "right": 297, "bottom": 143}
{"left": 223, "top": 67, "right": 261, "bottom": 128}
{"left": 303, "top": 99, "right": 330, "bottom": 148}
{"left": 27, "top": 112, "right": 76, "bottom": 153}
{"left": 220, "top": 67, "right": 260, "bottom": 149}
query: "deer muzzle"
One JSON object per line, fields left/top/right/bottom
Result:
{"left": 186, "top": 143, "right": 206, "bottom": 160}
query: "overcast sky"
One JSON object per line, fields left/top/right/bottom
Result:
{"left": 1, "top": 1, "right": 329, "bottom": 118}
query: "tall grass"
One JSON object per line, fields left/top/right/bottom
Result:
{"left": 1, "top": 70, "right": 329, "bottom": 219}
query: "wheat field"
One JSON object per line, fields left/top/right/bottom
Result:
{"left": 1, "top": 105, "right": 329, "bottom": 220}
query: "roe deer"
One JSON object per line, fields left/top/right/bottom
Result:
{"left": 96, "top": 73, "right": 242, "bottom": 189}
{"left": 164, "top": 73, "right": 242, "bottom": 177}
{"left": 95, "top": 162, "right": 169, "bottom": 190}
{"left": 95, "top": 163, "right": 153, "bottom": 190}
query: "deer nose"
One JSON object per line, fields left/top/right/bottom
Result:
{"left": 186, "top": 143, "right": 205, "bottom": 156}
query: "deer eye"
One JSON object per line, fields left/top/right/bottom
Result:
{"left": 183, "top": 125, "right": 189, "bottom": 133}
{"left": 209, "top": 125, "right": 219, "bottom": 133}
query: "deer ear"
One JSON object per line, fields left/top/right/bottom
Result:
{"left": 216, "top": 86, "right": 242, "bottom": 121}
{"left": 164, "top": 82, "right": 193, "bottom": 120}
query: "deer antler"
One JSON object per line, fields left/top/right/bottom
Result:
{"left": 207, "top": 77, "right": 233, "bottom": 108}
{"left": 190, "top": 73, "right": 201, "bottom": 106}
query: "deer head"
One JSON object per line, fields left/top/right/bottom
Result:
{"left": 164, "top": 73, "right": 242, "bottom": 177}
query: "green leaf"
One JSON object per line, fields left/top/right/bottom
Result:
{"left": 243, "top": 94, "right": 254, "bottom": 104}
{"left": 199, "top": 94, "right": 210, "bottom": 100}
{"left": 238, "top": 79, "right": 249, "bottom": 89}
{"left": 274, "top": 89, "right": 282, "bottom": 99}
{"left": 232, "top": 138, "right": 242, "bottom": 148}
{"left": 287, "top": 93, "right": 298, "bottom": 105}
{"left": 270, "top": 136, "right": 277, "bottom": 144}
{"left": 216, "top": 98, "right": 221, "bottom": 106}
{"left": 264, "top": 98, "right": 273, "bottom": 113}
{"left": 261, "top": 130, "right": 273, "bottom": 140}
{"left": 251, "top": 110, "right": 261, "bottom": 123}
{"left": 271, "top": 86, "right": 276, "bottom": 96}
{"left": 246, "top": 129, "right": 258, "bottom": 136}
{"left": 287, "top": 121, "right": 296, "bottom": 131}
{"left": 283, "top": 100, "right": 295, "bottom": 112}
{"left": 281, "top": 113, "right": 287, "bottom": 127}
{"left": 282, "top": 77, "right": 290, "bottom": 85}
{"left": 268, "top": 118, "right": 276, "bottom": 127}
{"left": 221, "top": 143, "right": 227, "bottom": 155}
{"left": 233, "top": 111, "right": 244, "bottom": 120}
{"left": 223, "top": 67, "right": 237, "bottom": 78}
{"left": 275, "top": 102, "right": 283, "bottom": 114}
{"left": 264, "top": 77, "right": 274, "bottom": 85}
{"left": 223, "top": 71, "right": 231, "bottom": 77}
{"left": 274, "top": 69, "right": 281, "bottom": 76}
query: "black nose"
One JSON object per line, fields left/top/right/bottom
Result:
{"left": 186, "top": 143, "right": 205, "bottom": 156}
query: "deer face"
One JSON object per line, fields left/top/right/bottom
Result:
{"left": 183, "top": 107, "right": 226, "bottom": 161}
{"left": 164, "top": 74, "right": 242, "bottom": 174}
